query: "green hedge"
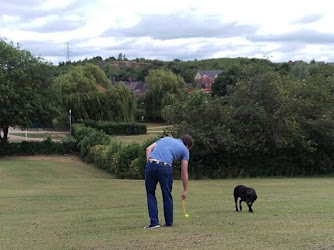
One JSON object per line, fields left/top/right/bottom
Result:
{"left": 0, "top": 138, "right": 79, "bottom": 156}
{"left": 83, "top": 120, "right": 147, "bottom": 135}
{"left": 70, "top": 125, "right": 159, "bottom": 179}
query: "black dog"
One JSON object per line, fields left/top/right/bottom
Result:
{"left": 234, "top": 185, "right": 257, "bottom": 212}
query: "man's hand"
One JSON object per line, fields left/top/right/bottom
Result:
{"left": 181, "top": 191, "right": 187, "bottom": 200}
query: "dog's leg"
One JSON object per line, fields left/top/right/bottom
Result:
{"left": 234, "top": 197, "right": 239, "bottom": 211}
{"left": 248, "top": 202, "right": 254, "bottom": 213}
{"left": 239, "top": 200, "right": 242, "bottom": 211}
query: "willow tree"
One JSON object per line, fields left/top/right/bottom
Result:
{"left": 101, "top": 83, "right": 137, "bottom": 122}
{"left": 53, "top": 64, "right": 136, "bottom": 123}
{"left": 144, "top": 69, "right": 188, "bottom": 120}
{"left": 52, "top": 64, "right": 104, "bottom": 122}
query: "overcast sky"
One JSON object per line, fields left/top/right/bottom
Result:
{"left": 1, "top": 0, "right": 334, "bottom": 65}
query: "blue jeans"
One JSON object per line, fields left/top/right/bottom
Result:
{"left": 145, "top": 161, "right": 173, "bottom": 226}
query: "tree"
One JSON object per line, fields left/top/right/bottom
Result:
{"left": 101, "top": 83, "right": 137, "bottom": 122}
{"left": 83, "top": 63, "right": 111, "bottom": 89}
{"left": 165, "top": 62, "right": 334, "bottom": 177}
{"left": 211, "top": 66, "right": 240, "bottom": 96}
{"left": 52, "top": 63, "right": 136, "bottom": 123}
{"left": 162, "top": 90, "right": 232, "bottom": 178}
{"left": 144, "top": 69, "right": 188, "bottom": 120}
{"left": 52, "top": 64, "right": 103, "bottom": 122}
{"left": 0, "top": 39, "right": 57, "bottom": 143}
{"left": 289, "top": 61, "right": 310, "bottom": 79}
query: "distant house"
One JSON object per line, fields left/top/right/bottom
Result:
{"left": 112, "top": 78, "right": 148, "bottom": 96}
{"left": 194, "top": 70, "right": 223, "bottom": 91}
{"left": 125, "top": 81, "right": 148, "bottom": 96}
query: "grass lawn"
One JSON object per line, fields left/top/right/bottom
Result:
{"left": 110, "top": 133, "right": 161, "bottom": 145}
{"left": 0, "top": 156, "right": 333, "bottom": 249}
{"left": 110, "top": 122, "right": 170, "bottom": 145}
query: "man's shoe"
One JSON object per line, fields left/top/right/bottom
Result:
{"left": 144, "top": 224, "right": 160, "bottom": 229}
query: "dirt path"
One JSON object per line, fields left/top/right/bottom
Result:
{"left": 7, "top": 134, "right": 44, "bottom": 142}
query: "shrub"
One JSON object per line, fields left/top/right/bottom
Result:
{"left": 79, "top": 129, "right": 110, "bottom": 161}
{"left": 0, "top": 137, "right": 78, "bottom": 156}
{"left": 127, "top": 137, "right": 159, "bottom": 179}
{"left": 104, "top": 141, "right": 123, "bottom": 174}
{"left": 114, "top": 143, "right": 141, "bottom": 178}
{"left": 87, "top": 144, "right": 108, "bottom": 169}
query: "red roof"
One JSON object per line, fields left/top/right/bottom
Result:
{"left": 96, "top": 84, "right": 107, "bottom": 92}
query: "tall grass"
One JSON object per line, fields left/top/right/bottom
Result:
{"left": 0, "top": 156, "right": 333, "bottom": 249}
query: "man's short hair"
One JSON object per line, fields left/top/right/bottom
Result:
{"left": 181, "top": 134, "right": 193, "bottom": 148}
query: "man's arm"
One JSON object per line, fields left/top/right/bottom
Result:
{"left": 180, "top": 159, "right": 189, "bottom": 200}
{"left": 146, "top": 142, "right": 157, "bottom": 160}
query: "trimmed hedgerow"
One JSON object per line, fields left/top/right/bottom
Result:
{"left": 0, "top": 137, "right": 78, "bottom": 156}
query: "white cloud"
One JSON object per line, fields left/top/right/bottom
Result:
{"left": 1, "top": 0, "right": 334, "bottom": 64}
{"left": 40, "top": 0, "right": 76, "bottom": 10}
{"left": 1, "top": 14, "right": 20, "bottom": 23}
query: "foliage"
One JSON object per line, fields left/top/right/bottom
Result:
{"left": 83, "top": 63, "right": 111, "bottom": 89}
{"left": 289, "top": 61, "right": 310, "bottom": 79}
{"left": 163, "top": 90, "right": 233, "bottom": 178}
{"left": 104, "top": 141, "right": 123, "bottom": 174}
{"left": 211, "top": 65, "right": 240, "bottom": 96}
{"left": 79, "top": 129, "right": 110, "bottom": 160}
{"left": 102, "top": 83, "right": 137, "bottom": 122}
{"left": 164, "top": 62, "right": 334, "bottom": 178}
{"left": 71, "top": 124, "right": 93, "bottom": 141}
{"left": 86, "top": 144, "right": 109, "bottom": 169}
{"left": 114, "top": 143, "right": 141, "bottom": 178}
{"left": 52, "top": 64, "right": 136, "bottom": 124}
{"left": 3, "top": 40, "right": 334, "bottom": 179}
{"left": 128, "top": 137, "right": 159, "bottom": 179}
{"left": 0, "top": 39, "right": 58, "bottom": 143}
{"left": 0, "top": 137, "right": 78, "bottom": 156}
{"left": 144, "top": 69, "right": 188, "bottom": 120}
{"left": 84, "top": 120, "right": 147, "bottom": 135}
{"left": 52, "top": 64, "right": 104, "bottom": 121}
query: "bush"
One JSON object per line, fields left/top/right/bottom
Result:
{"left": 87, "top": 144, "right": 108, "bottom": 169}
{"left": 71, "top": 123, "right": 85, "bottom": 137}
{"left": 0, "top": 137, "right": 79, "bottom": 156}
{"left": 114, "top": 143, "right": 141, "bottom": 178}
{"left": 72, "top": 125, "right": 96, "bottom": 143}
{"left": 104, "top": 141, "right": 123, "bottom": 174}
{"left": 79, "top": 129, "right": 110, "bottom": 161}
{"left": 127, "top": 137, "right": 160, "bottom": 179}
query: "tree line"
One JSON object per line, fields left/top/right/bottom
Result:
{"left": 1, "top": 38, "right": 334, "bottom": 177}
{"left": 163, "top": 62, "right": 334, "bottom": 177}
{"left": 0, "top": 39, "right": 188, "bottom": 142}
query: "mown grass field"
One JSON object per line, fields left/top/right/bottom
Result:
{"left": 8, "top": 123, "right": 167, "bottom": 144}
{"left": 0, "top": 156, "right": 333, "bottom": 249}
{"left": 109, "top": 123, "right": 170, "bottom": 144}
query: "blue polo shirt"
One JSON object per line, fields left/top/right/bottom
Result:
{"left": 149, "top": 137, "right": 189, "bottom": 166}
